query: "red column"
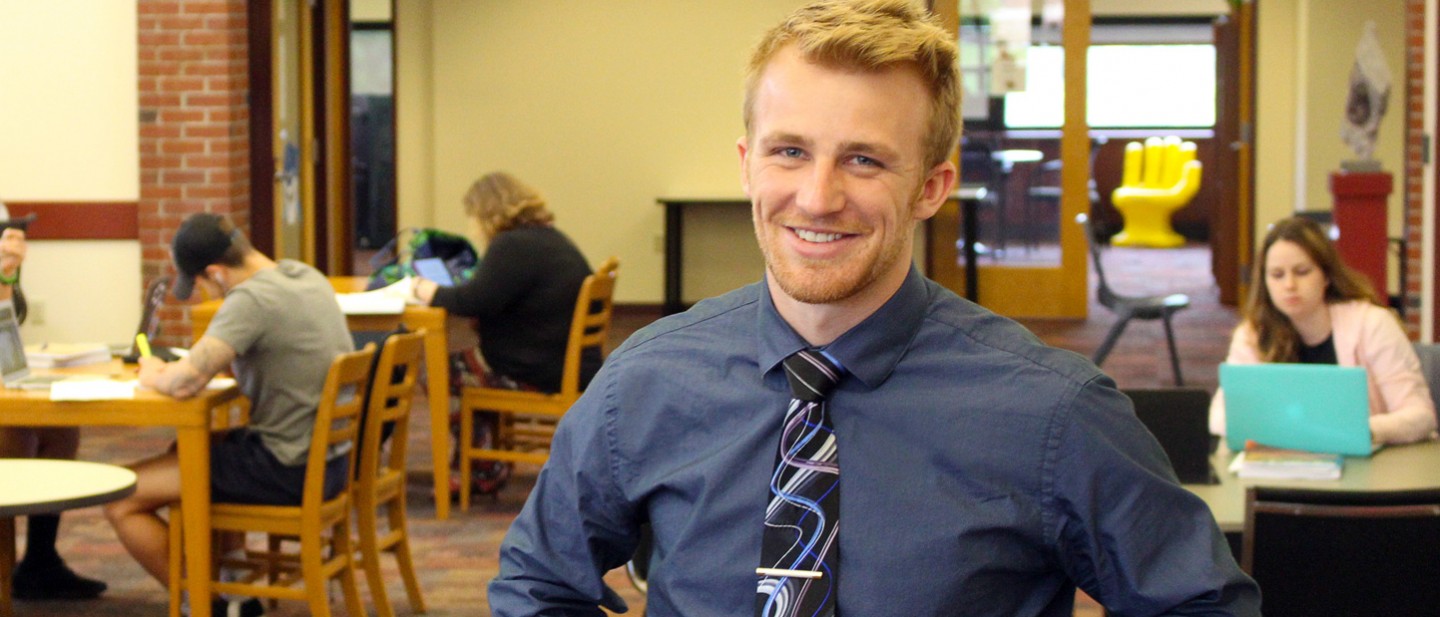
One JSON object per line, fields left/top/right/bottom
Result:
{"left": 1328, "top": 171, "right": 1392, "bottom": 298}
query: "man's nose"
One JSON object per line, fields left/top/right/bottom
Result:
{"left": 795, "top": 164, "right": 844, "bottom": 216}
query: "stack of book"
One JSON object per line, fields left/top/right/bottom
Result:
{"left": 1230, "top": 440, "right": 1343, "bottom": 480}
{"left": 24, "top": 343, "right": 112, "bottom": 368}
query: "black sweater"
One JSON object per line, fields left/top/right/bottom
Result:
{"left": 430, "top": 225, "right": 595, "bottom": 392}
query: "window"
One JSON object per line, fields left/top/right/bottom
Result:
{"left": 1002, "top": 44, "right": 1217, "bottom": 129}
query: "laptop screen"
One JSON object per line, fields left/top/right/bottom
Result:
{"left": 0, "top": 300, "right": 31, "bottom": 380}
{"left": 126, "top": 278, "right": 168, "bottom": 358}
{"left": 1220, "top": 363, "right": 1372, "bottom": 456}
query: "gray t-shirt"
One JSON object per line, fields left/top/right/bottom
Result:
{"left": 204, "top": 259, "right": 354, "bottom": 465}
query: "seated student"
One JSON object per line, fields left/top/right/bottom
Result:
{"left": 0, "top": 205, "right": 107, "bottom": 601}
{"left": 1210, "top": 216, "right": 1438, "bottom": 445}
{"left": 103, "top": 213, "right": 354, "bottom": 617}
{"left": 411, "top": 172, "right": 596, "bottom": 492}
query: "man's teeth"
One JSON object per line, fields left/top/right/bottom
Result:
{"left": 795, "top": 229, "right": 843, "bottom": 243}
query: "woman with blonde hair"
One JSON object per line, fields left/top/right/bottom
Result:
{"left": 1209, "top": 216, "right": 1437, "bottom": 445}
{"left": 413, "top": 172, "right": 596, "bottom": 492}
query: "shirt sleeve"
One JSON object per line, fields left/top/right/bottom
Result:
{"left": 1357, "top": 307, "right": 1439, "bottom": 444}
{"left": 205, "top": 288, "right": 264, "bottom": 356}
{"left": 488, "top": 366, "right": 640, "bottom": 616}
{"left": 431, "top": 232, "right": 530, "bottom": 320}
{"left": 1053, "top": 377, "right": 1261, "bottom": 616}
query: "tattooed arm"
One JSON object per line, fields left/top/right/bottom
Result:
{"left": 137, "top": 335, "right": 237, "bottom": 400}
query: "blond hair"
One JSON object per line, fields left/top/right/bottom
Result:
{"left": 742, "top": 0, "right": 959, "bottom": 169}
{"left": 462, "top": 171, "right": 554, "bottom": 236}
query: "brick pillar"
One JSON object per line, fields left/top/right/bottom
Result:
{"left": 138, "top": 0, "right": 250, "bottom": 347}
{"left": 1403, "top": 0, "right": 1424, "bottom": 338}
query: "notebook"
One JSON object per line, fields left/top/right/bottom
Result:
{"left": 1219, "top": 363, "right": 1373, "bottom": 457}
{"left": 1125, "top": 388, "right": 1220, "bottom": 485}
{"left": 0, "top": 300, "right": 72, "bottom": 390}
{"left": 119, "top": 278, "right": 181, "bottom": 363}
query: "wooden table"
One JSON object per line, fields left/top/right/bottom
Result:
{"left": 0, "top": 366, "right": 241, "bottom": 617}
{"left": 1187, "top": 440, "right": 1440, "bottom": 533}
{"left": 1, "top": 459, "right": 138, "bottom": 617}
{"left": 191, "top": 280, "right": 457, "bottom": 521}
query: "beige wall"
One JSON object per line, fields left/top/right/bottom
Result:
{"left": 1255, "top": 0, "right": 1408, "bottom": 244}
{"left": 0, "top": 1, "right": 141, "bottom": 345}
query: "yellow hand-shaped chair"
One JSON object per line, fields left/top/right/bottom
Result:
{"left": 1110, "top": 136, "right": 1202, "bottom": 248}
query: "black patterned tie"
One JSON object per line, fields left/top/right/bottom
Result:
{"left": 756, "top": 349, "right": 844, "bottom": 617}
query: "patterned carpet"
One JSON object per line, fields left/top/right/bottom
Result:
{"left": 7, "top": 243, "right": 1232, "bottom": 616}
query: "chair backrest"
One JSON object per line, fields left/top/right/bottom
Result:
{"left": 558, "top": 256, "right": 619, "bottom": 401}
{"left": 1123, "top": 387, "right": 1215, "bottom": 484}
{"left": 301, "top": 345, "right": 377, "bottom": 513}
{"left": 1243, "top": 486, "right": 1440, "bottom": 617}
{"left": 358, "top": 330, "right": 426, "bottom": 487}
{"left": 1413, "top": 342, "right": 1440, "bottom": 425}
{"left": 1075, "top": 213, "right": 1117, "bottom": 303}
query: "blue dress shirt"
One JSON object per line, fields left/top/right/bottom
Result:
{"left": 490, "top": 268, "right": 1259, "bottom": 616}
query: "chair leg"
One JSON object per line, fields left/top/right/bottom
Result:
{"left": 334, "top": 519, "right": 366, "bottom": 617}
{"left": 459, "top": 404, "right": 474, "bottom": 512}
{"left": 301, "top": 524, "right": 332, "bottom": 617}
{"left": 388, "top": 495, "right": 427, "bottom": 613}
{"left": 3, "top": 516, "right": 16, "bottom": 617}
{"left": 1162, "top": 313, "right": 1185, "bottom": 386}
{"left": 1092, "top": 316, "right": 1133, "bottom": 367}
{"left": 356, "top": 498, "right": 396, "bottom": 617}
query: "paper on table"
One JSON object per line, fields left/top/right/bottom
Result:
{"left": 334, "top": 277, "right": 415, "bottom": 315}
{"left": 50, "top": 379, "right": 137, "bottom": 401}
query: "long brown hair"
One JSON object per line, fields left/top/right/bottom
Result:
{"left": 462, "top": 171, "right": 554, "bottom": 238}
{"left": 1242, "top": 216, "right": 1384, "bottom": 362}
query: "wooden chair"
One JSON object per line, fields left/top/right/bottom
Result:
{"left": 167, "top": 346, "right": 375, "bottom": 617}
{"left": 354, "top": 329, "right": 427, "bottom": 617}
{"left": 1243, "top": 486, "right": 1440, "bottom": 617}
{"left": 457, "top": 256, "right": 618, "bottom": 510}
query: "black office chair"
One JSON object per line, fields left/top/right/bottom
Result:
{"left": 1123, "top": 388, "right": 1217, "bottom": 485}
{"left": 1243, "top": 486, "right": 1440, "bottom": 617}
{"left": 1076, "top": 213, "right": 1189, "bottom": 385}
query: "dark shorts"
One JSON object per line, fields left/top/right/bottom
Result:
{"left": 209, "top": 429, "right": 348, "bottom": 506}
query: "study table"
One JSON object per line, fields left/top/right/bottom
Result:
{"left": 1, "top": 459, "right": 138, "bottom": 617}
{"left": 0, "top": 363, "right": 242, "bottom": 617}
{"left": 1186, "top": 439, "right": 1440, "bottom": 533}
{"left": 191, "top": 278, "right": 458, "bottom": 521}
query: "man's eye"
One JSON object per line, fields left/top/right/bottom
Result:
{"left": 777, "top": 147, "right": 804, "bottom": 158}
{"left": 850, "top": 155, "right": 883, "bottom": 168}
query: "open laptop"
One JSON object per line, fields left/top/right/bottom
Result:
{"left": 1219, "top": 363, "right": 1373, "bottom": 456}
{"left": 118, "top": 278, "right": 180, "bottom": 363}
{"left": 1125, "top": 388, "right": 1220, "bottom": 485}
{"left": 0, "top": 300, "right": 72, "bottom": 390}
{"left": 412, "top": 257, "right": 455, "bottom": 286}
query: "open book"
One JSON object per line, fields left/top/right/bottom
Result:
{"left": 24, "top": 343, "right": 112, "bottom": 368}
{"left": 1229, "top": 440, "right": 1343, "bottom": 480}
{"left": 334, "top": 277, "right": 418, "bottom": 315}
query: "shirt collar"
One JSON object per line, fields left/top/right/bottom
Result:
{"left": 756, "top": 265, "right": 930, "bottom": 390}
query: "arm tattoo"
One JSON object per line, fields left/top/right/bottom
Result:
{"left": 156, "top": 336, "right": 235, "bottom": 399}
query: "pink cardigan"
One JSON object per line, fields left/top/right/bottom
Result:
{"left": 1209, "top": 300, "right": 1438, "bottom": 445}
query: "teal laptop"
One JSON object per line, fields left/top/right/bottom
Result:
{"left": 1219, "top": 363, "right": 1373, "bottom": 456}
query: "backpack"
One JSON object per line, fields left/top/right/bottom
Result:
{"left": 366, "top": 227, "right": 480, "bottom": 291}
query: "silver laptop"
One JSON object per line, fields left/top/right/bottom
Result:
{"left": 0, "top": 299, "right": 71, "bottom": 390}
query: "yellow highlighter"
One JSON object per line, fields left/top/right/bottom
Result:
{"left": 135, "top": 333, "right": 153, "bottom": 358}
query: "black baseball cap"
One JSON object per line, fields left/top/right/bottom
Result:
{"left": 171, "top": 213, "right": 240, "bottom": 300}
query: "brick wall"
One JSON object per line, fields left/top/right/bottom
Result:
{"left": 137, "top": 0, "right": 250, "bottom": 347}
{"left": 1404, "top": 0, "right": 1424, "bottom": 338}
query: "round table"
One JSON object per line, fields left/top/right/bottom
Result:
{"left": 1, "top": 459, "right": 137, "bottom": 617}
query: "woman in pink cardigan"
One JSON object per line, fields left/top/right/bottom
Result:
{"left": 1209, "top": 217, "right": 1438, "bottom": 446}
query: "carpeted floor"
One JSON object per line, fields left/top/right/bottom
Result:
{"left": 7, "top": 243, "right": 1234, "bottom": 616}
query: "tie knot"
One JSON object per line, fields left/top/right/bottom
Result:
{"left": 782, "top": 349, "right": 844, "bottom": 402}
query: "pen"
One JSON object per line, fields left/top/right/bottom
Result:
{"left": 135, "top": 333, "right": 152, "bottom": 358}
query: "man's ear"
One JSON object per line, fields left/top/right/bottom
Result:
{"left": 912, "top": 160, "right": 958, "bottom": 221}
{"left": 737, "top": 136, "right": 751, "bottom": 197}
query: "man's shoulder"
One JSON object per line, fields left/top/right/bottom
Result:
{"left": 918, "top": 279, "right": 1103, "bottom": 387}
{"left": 610, "top": 284, "right": 762, "bottom": 360}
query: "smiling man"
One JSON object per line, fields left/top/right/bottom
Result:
{"left": 489, "top": 2, "right": 1258, "bottom": 615}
